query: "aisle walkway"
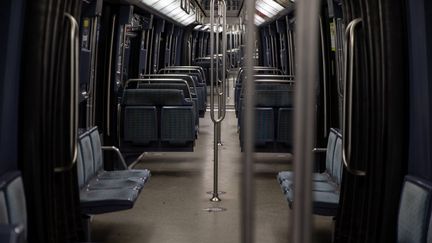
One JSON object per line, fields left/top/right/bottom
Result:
{"left": 91, "top": 111, "right": 333, "bottom": 242}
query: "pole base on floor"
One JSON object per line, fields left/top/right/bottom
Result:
{"left": 210, "top": 195, "right": 222, "bottom": 202}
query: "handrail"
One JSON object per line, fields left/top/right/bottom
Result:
{"left": 209, "top": 0, "right": 227, "bottom": 202}
{"left": 101, "top": 146, "right": 128, "bottom": 169}
{"left": 55, "top": 13, "right": 79, "bottom": 173}
{"left": 253, "top": 74, "right": 295, "bottom": 79}
{"left": 120, "top": 24, "right": 130, "bottom": 86}
{"left": 106, "top": 15, "right": 116, "bottom": 136}
{"left": 125, "top": 78, "right": 194, "bottom": 100}
{"left": 319, "top": 16, "right": 328, "bottom": 138}
{"left": 209, "top": 0, "right": 227, "bottom": 125}
{"left": 141, "top": 74, "right": 198, "bottom": 94}
{"left": 159, "top": 66, "right": 206, "bottom": 82}
{"left": 342, "top": 18, "right": 366, "bottom": 176}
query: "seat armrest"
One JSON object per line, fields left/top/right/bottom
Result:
{"left": 0, "top": 224, "right": 25, "bottom": 243}
{"left": 101, "top": 146, "right": 128, "bottom": 170}
{"left": 312, "top": 148, "right": 327, "bottom": 153}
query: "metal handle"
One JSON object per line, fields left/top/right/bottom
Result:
{"left": 342, "top": 18, "right": 366, "bottom": 176}
{"left": 101, "top": 146, "right": 128, "bottom": 169}
{"left": 319, "top": 16, "right": 328, "bottom": 138}
{"left": 55, "top": 13, "right": 79, "bottom": 173}
{"left": 209, "top": 0, "right": 227, "bottom": 125}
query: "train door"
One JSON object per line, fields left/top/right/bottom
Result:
{"left": 16, "top": 0, "right": 84, "bottom": 242}
{"left": 331, "top": 0, "right": 409, "bottom": 242}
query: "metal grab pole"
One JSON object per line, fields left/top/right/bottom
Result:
{"left": 217, "top": 0, "right": 227, "bottom": 145}
{"left": 209, "top": 0, "right": 227, "bottom": 202}
{"left": 224, "top": 19, "right": 229, "bottom": 99}
{"left": 242, "top": 0, "right": 255, "bottom": 241}
{"left": 216, "top": 6, "right": 221, "bottom": 145}
{"left": 293, "top": 0, "right": 320, "bottom": 242}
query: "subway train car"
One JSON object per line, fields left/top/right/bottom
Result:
{"left": 0, "top": 0, "right": 431, "bottom": 242}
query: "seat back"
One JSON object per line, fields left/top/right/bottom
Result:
{"left": 121, "top": 89, "right": 189, "bottom": 106}
{"left": 123, "top": 106, "right": 158, "bottom": 144}
{"left": 332, "top": 137, "right": 343, "bottom": 185}
{"left": 254, "top": 89, "right": 294, "bottom": 107}
{"left": 0, "top": 172, "right": 27, "bottom": 240}
{"left": 277, "top": 108, "right": 293, "bottom": 146}
{"left": 76, "top": 145, "right": 86, "bottom": 188}
{"left": 325, "top": 130, "right": 338, "bottom": 173}
{"left": 254, "top": 108, "right": 275, "bottom": 144}
{"left": 79, "top": 133, "right": 95, "bottom": 183}
{"left": 137, "top": 83, "right": 193, "bottom": 99}
{"left": 397, "top": 176, "right": 432, "bottom": 243}
{"left": 89, "top": 127, "right": 103, "bottom": 172}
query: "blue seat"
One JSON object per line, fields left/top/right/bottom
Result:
{"left": 278, "top": 128, "right": 342, "bottom": 217}
{"left": 0, "top": 171, "right": 27, "bottom": 243}
{"left": 239, "top": 107, "right": 275, "bottom": 146}
{"left": 88, "top": 127, "right": 151, "bottom": 182}
{"left": 121, "top": 88, "right": 196, "bottom": 150}
{"left": 161, "top": 106, "right": 195, "bottom": 144}
{"left": 277, "top": 108, "right": 293, "bottom": 147}
{"left": 123, "top": 106, "right": 158, "bottom": 145}
{"left": 80, "top": 188, "right": 140, "bottom": 215}
{"left": 75, "top": 128, "right": 152, "bottom": 216}
{"left": 277, "top": 128, "right": 339, "bottom": 184}
{"left": 255, "top": 108, "right": 275, "bottom": 145}
{"left": 397, "top": 176, "right": 432, "bottom": 243}
{"left": 78, "top": 136, "right": 144, "bottom": 191}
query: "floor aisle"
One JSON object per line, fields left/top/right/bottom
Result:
{"left": 92, "top": 110, "right": 333, "bottom": 243}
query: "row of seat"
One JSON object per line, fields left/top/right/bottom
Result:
{"left": 193, "top": 56, "right": 224, "bottom": 85}
{"left": 237, "top": 80, "right": 295, "bottom": 152}
{"left": 276, "top": 131, "right": 432, "bottom": 242}
{"left": 121, "top": 80, "right": 197, "bottom": 151}
{"left": 78, "top": 127, "right": 151, "bottom": 215}
{"left": 277, "top": 128, "right": 342, "bottom": 216}
{"left": 0, "top": 127, "right": 151, "bottom": 242}
{"left": 142, "top": 73, "right": 207, "bottom": 117}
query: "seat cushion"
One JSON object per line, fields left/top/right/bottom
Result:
{"left": 80, "top": 188, "right": 139, "bottom": 215}
{"left": 86, "top": 177, "right": 144, "bottom": 191}
{"left": 281, "top": 180, "right": 337, "bottom": 194}
{"left": 277, "top": 171, "right": 330, "bottom": 184}
{"left": 285, "top": 188, "right": 339, "bottom": 216}
{"left": 312, "top": 191, "right": 340, "bottom": 216}
{"left": 96, "top": 169, "right": 151, "bottom": 183}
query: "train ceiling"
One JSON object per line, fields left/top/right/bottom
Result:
{"left": 138, "top": 0, "right": 295, "bottom": 26}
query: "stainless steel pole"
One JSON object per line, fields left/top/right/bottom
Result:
{"left": 293, "top": 0, "right": 320, "bottom": 242}
{"left": 241, "top": 0, "right": 255, "bottom": 242}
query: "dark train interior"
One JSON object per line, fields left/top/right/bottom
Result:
{"left": 0, "top": 0, "right": 432, "bottom": 242}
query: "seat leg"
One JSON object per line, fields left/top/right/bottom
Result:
{"left": 331, "top": 216, "right": 336, "bottom": 243}
{"left": 82, "top": 214, "right": 92, "bottom": 242}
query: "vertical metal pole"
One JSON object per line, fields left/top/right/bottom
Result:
{"left": 216, "top": 9, "right": 222, "bottom": 146}
{"left": 106, "top": 15, "right": 116, "bottom": 136}
{"left": 224, "top": 20, "right": 229, "bottom": 99}
{"left": 242, "top": 0, "right": 255, "bottom": 242}
{"left": 319, "top": 16, "right": 328, "bottom": 138}
{"left": 293, "top": 0, "right": 320, "bottom": 243}
{"left": 209, "top": 0, "right": 227, "bottom": 202}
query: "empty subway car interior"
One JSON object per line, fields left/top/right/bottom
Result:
{"left": 1, "top": 0, "right": 431, "bottom": 242}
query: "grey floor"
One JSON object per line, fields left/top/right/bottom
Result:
{"left": 92, "top": 87, "right": 333, "bottom": 243}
